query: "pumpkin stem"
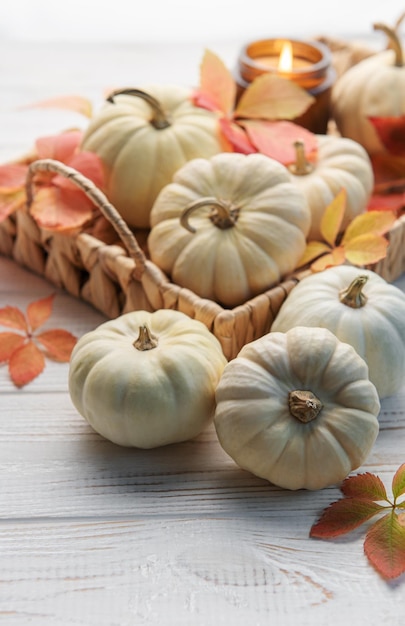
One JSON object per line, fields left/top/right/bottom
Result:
{"left": 133, "top": 324, "right": 158, "bottom": 351}
{"left": 180, "top": 196, "right": 240, "bottom": 233}
{"left": 287, "top": 140, "right": 314, "bottom": 176}
{"left": 106, "top": 88, "right": 171, "bottom": 130}
{"left": 339, "top": 275, "right": 368, "bottom": 308}
{"left": 288, "top": 390, "right": 323, "bottom": 423}
{"left": 373, "top": 22, "right": 403, "bottom": 67}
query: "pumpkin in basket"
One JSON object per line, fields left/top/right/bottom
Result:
{"left": 331, "top": 22, "right": 405, "bottom": 154}
{"left": 148, "top": 152, "right": 311, "bottom": 308}
{"left": 288, "top": 136, "right": 374, "bottom": 241}
{"left": 214, "top": 326, "right": 380, "bottom": 490}
{"left": 68, "top": 309, "right": 227, "bottom": 448}
{"left": 271, "top": 265, "right": 405, "bottom": 399}
{"left": 81, "top": 86, "right": 226, "bottom": 229}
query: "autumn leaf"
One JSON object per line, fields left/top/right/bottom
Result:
{"left": 320, "top": 188, "right": 347, "bottom": 247}
{"left": 240, "top": 119, "right": 317, "bottom": 163}
{"left": 0, "top": 295, "right": 77, "bottom": 387}
{"left": 21, "top": 94, "right": 93, "bottom": 118}
{"left": 310, "top": 465, "right": 405, "bottom": 580}
{"left": 369, "top": 115, "right": 405, "bottom": 156}
{"left": 194, "top": 49, "right": 236, "bottom": 115}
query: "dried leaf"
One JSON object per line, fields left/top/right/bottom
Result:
{"left": 35, "top": 130, "right": 83, "bottom": 163}
{"left": 0, "top": 305, "right": 28, "bottom": 331}
{"left": 27, "top": 294, "right": 55, "bottom": 332}
{"left": 241, "top": 120, "right": 317, "bottom": 164}
{"left": 310, "top": 497, "right": 386, "bottom": 539}
{"left": 9, "top": 340, "right": 45, "bottom": 387}
{"left": 371, "top": 153, "right": 405, "bottom": 186}
{"left": 369, "top": 115, "right": 405, "bottom": 156}
{"left": 311, "top": 246, "right": 346, "bottom": 272}
{"left": 52, "top": 151, "right": 105, "bottom": 191}
{"left": 341, "top": 473, "right": 388, "bottom": 502}
{"left": 344, "top": 233, "right": 390, "bottom": 266}
{"left": 30, "top": 186, "right": 94, "bottom": 231}
{"left": 234, "top": 73, "right": 315, "bottom": 120}
{"left": 0, "top": 164, "right": 28, "bottom": 193}
{"left": 392, "top": 464, "right": 405, "bottom": 501}
{"left": 368, "top": 192, "right": 405, "bottom": 213}
{"left": 23, "top": 95, "right": 93, "bottom": 118}
{"left": 0, "top": 189, "right": 26, "bottom": 222}
{"left": 342, "top": 210, "right": 397, "bottom": 243}
{"left": 0, "top": 332, "right": 25, "bottom": 361}
{"left": 195, "top": 49, "right": 236, "bottom": 115}
{"left": 218, "top": 117, "right": 256, "bottom": 154}
{"left": 364, "top": 512, "right": 405, "bottom": 579}
{"left": 320, "top": 188, "right": 347, "bottom": 247}
{"left": 296, "top": 241, "right": 331, "bottom": 267}
{"left": 36, "top": 329, "right": 77, "bottom": 362}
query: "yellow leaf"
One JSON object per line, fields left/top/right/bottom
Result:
{"left": 296, "top": 241, "right": 331, "bottom": 268}
{"left": 344, "top": 233, "right": 390, "bottom": 266}
{"left": 342, "top": 210, "right": 398, "bottom": 244}
{"left": 311, "top": 246, "right": 346, "bottom": 272}
{"left": 320, "top": 189, "right": 347, "bottom": 247}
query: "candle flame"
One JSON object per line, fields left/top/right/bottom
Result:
{"left": 278, "top": 41, "right": 293, "bottom": 72}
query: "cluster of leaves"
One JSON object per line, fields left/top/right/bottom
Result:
{"left": 311, "top": 464, "right": 405, "bottom": 580}
{"left": 298, "top": 188, "right": 397, "bottom": 271}
{"left": 0, "top": 130, "right": 104, "bottom": 232}
{"left": 192, "top": 49, "right": 317, "bottom": 164}
{"left": 0, "top": 294, "right": 77, "bottom": 386}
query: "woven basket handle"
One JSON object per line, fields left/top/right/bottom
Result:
{"left": 25, "top": 158, "right": 147, "bottom": 278}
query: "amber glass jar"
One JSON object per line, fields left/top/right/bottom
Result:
{"left": 236, "top": 38, "right": 336, "bottom": 134}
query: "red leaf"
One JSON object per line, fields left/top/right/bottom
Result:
{"left": 30, "top": 186, "right": 94, "bottom": 231}
{"left": 0, "top": 163, "right": 28, "bottom": 192}
{"left": 35, "top": 131, "right": 83, "bottom": 163}
{"left": 0, "top": 305, "right": 28, "bottom": 331}
{"left": 53, "top": 151, "right": 105, "bottom": 191}
{"left": 36, "top": 329, "right": 77, "bottom": 362}
{"left": 191, "top": 90, "right": 221, "bottom": 113}
{"left": 26, "top": 294, "right": 55, "bottom": 332}
{"left": 196, "top": 49, "right": 236, "bottom": 115}
{"left": 9, "top": 340, "right": 45, "bottom": 387}
{"left": 364, "top": 512, "right": 405, "bottom": 579}
{"left": 340, "top": 473, "right": 388, "bottom": 503}
{"left": 218, "top": 118, "right": 256, "bottom": 154}
{"left": 369, "top": 115, "right": 405, "bottom": 156}
{"left": 310, "top": 498, "right": 386, "bottom": 538}
{"left": 241, "top": 120, "right": 317, "bottom": 164}
{"left": 392, "top": 464, "right": 405, "bottom": 501}
{"left": 0, "top": 332, "right": 25, "bottom": 361}
{"left": 371, "top": 153, "right": 405, "bottom": 186}
{"left": 368, "top": 192, "right": 405, "bottom": 213}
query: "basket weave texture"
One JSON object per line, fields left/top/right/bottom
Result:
{"left": 1, "top": 38, "right": 405, "bottom": 360}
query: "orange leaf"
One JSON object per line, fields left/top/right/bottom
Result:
{"left": 218, "top": 118, "right": 255, "bottom": 154}
{"left": 22, "top": 95, "right": 93, "bottom": 118}
{"left": 392, "top": 463, "right": 405, "bottom": 501}
{"left": 0, "top": 332, "right": 25, "bottom": 361}
{"left": 35, "top": 130, "right": 83, "bottom": 163}
{"left": 320, "top": 188, "right": 347, "bottom": 247}
{"left": 27, "top": 294, "right": 55, "bottom": 332}
{"left": 342, "top": 210, "right": 397, "bottom": 244}
{"left": 364, "top": 512, "right": 405, "bottom": 579}
{"left": 241, "top": 120, "right": 317, "bottom": 164}
{"left": 36, "top": 329, "right": 77, "bottom": 362}
{"left": 0, "top": 305, "right": 28, "bottom": 331}
{"left": 310, "top": 497, "right": 385, "bottom": 539}
{"left": 296, "top": 241, "right": 331, "bottom": 268}
{"left": 196, "top": 49, "right": 236, "bottom": 115}
{"left": 344, "top": 233, "right": 390, "bottom": 266}
{"left": 234, "top": 73, "right": 315, "bottom": 121}
{"left": 311, "top": 246, "right": 346, "bottom": 272}
{"left": 0, "top": 189, "right": 26, "bottom": 222}
{"left": 368, "top": 115, "right": 405, "bottom": 156}
{"left": 341, "top": 473, "right": 388, "bottom": 502}
{"left": 0, "top": 163, "right": 28, "bottom": 193}
{"left": 53, "top": 151, "right": 105, "bottom": 191}
{"left": 30, "top": 186, "right": 94, "bottom": 231}
{"left": 9, "top": 340, "right": 45, "bottom": 387}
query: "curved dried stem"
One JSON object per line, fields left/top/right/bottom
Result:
{"left": 180, "top": 197, "right": 239, "bottom": 233}
{"left": 106, "top": 88, "right": 171, "bottom": 129}
{"left": 374, "top": 22, "right": 403, "bottom": 67}
{"left": 25, "top": 159, "right": 147, "bottom": 278}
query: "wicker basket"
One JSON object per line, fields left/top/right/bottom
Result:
{"left": 1, "top": 157, "right": 404, "bottom": 360}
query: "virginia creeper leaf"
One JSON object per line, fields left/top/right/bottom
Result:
{"left": 320, "top": 188, "right": 346, "bottom": 247}
{"left": 340, "top": 473, "right": 388, "bottom": 502}
{"left": 310, "top": 246, "right": 346, "bottom": 272}
{"left": 392, "top": 463, "right": 405, "bottom": 501}
{"left": 364, "top": 512, "right": 405, "bottom": 579}
{"left": 23, "top": 95, "right": 93, "bottom": 118}
{"left": 310, "top": 497, "right": 386, "bottom": 539}
{"left": 342, "top": 210, "right": 397, "bottom": 243}
{"left": 196, "top": 49, "right": 236, "bottom": 115}
{"left": 241, "top": 120, "right": 317, "bottom": 164}
{"left": 36, "top": 329, "right": 77, "bottom": 362}
{"left": 218, "top": 118, "right": 256, "bottom": 154}
{"left": 344, "top": 233, "right": 390, "bottom": 266}
{"left": 9, "top": 340, "right": 45, "bottom": 387}
{"left": 0, "top": 332, "right": 25, "bottom": 362}
{"left": 27, "top": 294, "right": 55, "bottom": 332}
{"left": 369, "top": 115, "right": 405, "bottom": 156}
{"left": 234, "top": 73, "right": 315, "bottom": 120}
{"left": 0, "top": 305, "right": 28, "bottom": 331}
{"left": 296, "top": 241, "right": 331, "bottom": 268}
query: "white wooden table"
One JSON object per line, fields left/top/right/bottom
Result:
{"left": 1, "top": 40, "right": 405, "bottom": 626}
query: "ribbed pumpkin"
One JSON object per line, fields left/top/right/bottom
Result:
{"left": 81, "top": 85, "right": 225, "bottom": 228}
{"left": 148, "top": 152, "right": 310, "bottom": 307}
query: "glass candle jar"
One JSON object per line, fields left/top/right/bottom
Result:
{"left": 236, "top": 38, "right": 336, "bottom": 134}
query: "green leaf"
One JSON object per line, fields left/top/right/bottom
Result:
{"left": 310, "top": 497, "right": 385, "bottom": 539}
{"left": 341, "top": 473, "right": 389, "bottom": 503}
{"left": 392, "top": 463, "right": 405, "bottom": 501}
{"left": 364, "top": 511, "right": 405, "bottom": 579}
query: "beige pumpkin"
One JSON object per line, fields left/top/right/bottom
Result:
{"left": 81, "top": 85, "right": 225, "bottom": 228}
{"left": 288, "top": 136, "right": 374, "bottom": 241}
{"left": 214, "top": 326, "right": 380, "bottom": 491}
{"left": 148, "top": 152, "right": 310, "bottom": 307}
{"left": 331, "top": 23, "right": 405, "bottom": 154}
{"left": 271, "top": 265, "right": 405, "bottom": 399}
{"left": 68, "top": 309, "right": 227, "bottom": 448}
